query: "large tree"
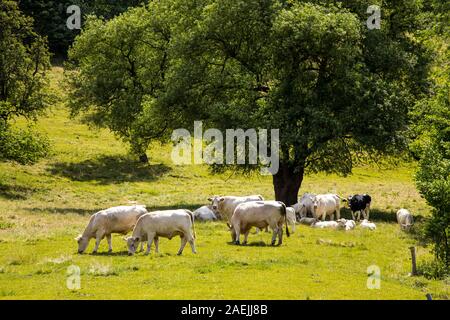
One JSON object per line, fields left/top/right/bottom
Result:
{"left": 68, "top": 0, "right": 432, "bottom": 204}
{"left": 0, "top": 0, "right": 51, "bottom": 164}
{"left": 159, "top": 0, "right": 430, "bottom": 204}
{"left": 411, "top": 0, "right": 449, "bottom": 273}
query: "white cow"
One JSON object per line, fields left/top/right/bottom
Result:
{"left": 228, "top": 201, "right": 290, "bottom": 246}
{"left": 286, "top": 207, "right": 297, "bottom": 233}
{"left": 311, "top": 220, "right": 339, "bottom": 229}
{"left": 293, "top": 193, "right": 316, "bottom": 218}
{"left": 125, "top": 209, "right": 196, "bottom": 256}
{"left": 360, "top": 219, "right": 376, "bottom": 230}
{"left": 396, "top": 209, "right": 414, "bottom": 231}
{"left": 299, "top": 217, "right": 318, "bottom": 226}
{"left": 337, "top": 218, "right": 356, "bottom": 231}
{"left": 208, "top": 195, "right": 264, "bottom": 221}
{"left": 193, "top": 205, "right": 217, "bottom": 221}
{"left": 312, "top": 194, "right": 341, "bottom": 221}
{"left": 75, "top": 205, "right": 148, "bottom": 254}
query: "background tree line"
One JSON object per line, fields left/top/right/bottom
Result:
{"left": 18, "top": 0, "right": 149, "bottom": 55}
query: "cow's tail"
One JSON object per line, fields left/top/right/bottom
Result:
{"left": 186, "top": 210, "right": 196, "bottom": 239}
{"left": 278, "top": 201, "right": 290, "bottom": 238}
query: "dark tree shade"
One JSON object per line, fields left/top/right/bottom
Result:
{"left": 18, "top": 0, "right": 149, "bottom": 56}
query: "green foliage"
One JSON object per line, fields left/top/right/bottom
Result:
{"left": 0, "top": 123, "right": 49, "bottom": 165}
{"left": 68, "top": 0, "right": 430, "bottom": 175}
{"left": 66, "top": 4, "right": 174, "bottom": 159}
{"left": 415, "top": 143, "right": 450, "bottom": 270}
{"left": 0, "top": 1, "right": 51, "bottom": 164}
{"left": 410, "top": 0, "right": 449, "bottom": 271}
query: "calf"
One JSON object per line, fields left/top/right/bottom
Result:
{"left": 396, "top": 209, "right": 414, "bottom": 231}
{"left": 360, "top": 219, "right": 376, "bottom": 230}
{"left": 337, "top": 218, "right": 356, "bottom": 231}
{"left": 286, "top": 207, "right": 297, "bottom": 233}
{"left": 193, "top": 205, "right": 217, "bottom": 222}
{"left": 311, "top": 220, "right": 339, "bottom": 229}
{"left": 208, "top": 195, "right": 264, "bottom": 221}
{"left": 299, "top": 217, "right": 318, "bottom": 226}
{"left": 345, "top": 194, "right": 372, "bottom": 221}
{"left": 75, "top": 205, "right": 148, "bottom": 254}
{"left": 126, "top": 209, "right": 196, "bottom": 256}
{"left": 228, "top": 201, "right": 289, "bottom": 246}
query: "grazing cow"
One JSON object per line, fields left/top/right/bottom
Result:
{"left": 345, "top": 194, "right": 372, "bottom": 221}
{"left": 311, "top": 220, "right": 339, "bottom": 229}
{"left": 286, "top": 207, "right": 297, "bottom": 233}
{"left": 125, "top": 209, "right": 196, "bottom": 256}
{"left": 75, "top": 205, "right": 148, "bottom": 254}
{"left": 360, "top": 219, "right": 376, "bottom": 230}
{"left": 396, "top": 209, "right": 414, "bottom": 231}
{"left": 228, "top": 201, "right": 290, "bottom": 246}
{"left": 193, "top": 205, "right": 217, "bottom": 222}
{"left": 293, "top": 193, "right": 315, "bottom": 219}
{"left": 208, "top": 195, "right": 264, "bottom": 221}
{"left": 299, "top": 217, "right": 318, "bottom": 226}
{"left": 311, "top": 194, "right": 341, "bottom": 221}
{"left": 337, "top": 218, "right": 356, "bottom": 231}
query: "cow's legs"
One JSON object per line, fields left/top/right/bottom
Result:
{"left": 106, "top": 234, "right": 112, "bottom": 253}
{"left": 177, "top": 236, "right": 188, "bottom": 255}
{"left": 321, "top": 211, "right": 327, "bottom": 221}
{"left": 234, "top": 225, "right": 241, "bottom": 245}
{"left": 365, "top": 205, "right": 370, "bottom": 220}
{"left": 277, "top": 225, "right": 283, "bottom": 246}
{"left": 271, "top": 227, "right": 278, "bottom": 246}
{"left": 92, "top": 230, "right": 105, "bottom": 253}
{"left": 188, "top": 235, "right": 197, "bottom": 254}
{"left": 139, "top": 241, "right": 144, "bottom": 252}
{"left": 335, "top": 207, "right": 340, "bottom": 220}
{"left": 351, "top": 211, "right": 356, "bottom": 221}
{"left": 243, "top": 229, "right": 250, "bottom": 245}
{"left": 154, "top": 237, "right": 159, "bottom": 254}
{"left": 145, "top": 232, "right": 155, "bottom": 255}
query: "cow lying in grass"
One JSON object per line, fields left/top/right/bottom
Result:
{"left": 75, "top": 205, "right": 148, "bottom": 254}
{"left": 125, "top": 209, "right": 196, "bottom": 256}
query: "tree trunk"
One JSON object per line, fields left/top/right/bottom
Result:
{"left": 139, "top": 153, "right": 149, "bottom": 163}
{"left": 272, "top": 163, "right": 304, "bottom": 206}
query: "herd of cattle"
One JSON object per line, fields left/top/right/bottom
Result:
{"left": 75, "top": 193, "right": 415, "bottom": 255}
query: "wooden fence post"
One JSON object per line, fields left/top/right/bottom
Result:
{"left": 409, "top": 246, "right": 417, "bottom": 276}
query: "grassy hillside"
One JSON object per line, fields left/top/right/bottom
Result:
{"left": 0, "top": 68, "right": 448, "bottom": 299}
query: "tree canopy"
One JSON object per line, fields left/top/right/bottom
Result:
{"left": 0, "top": 0, "right": 51, "bottom": 164}
{"left": 67, "top": 0, "right": 434, "bottom": 204}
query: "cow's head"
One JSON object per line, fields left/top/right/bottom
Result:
{"left": 336, "top": 219, "right": 347, "bottom": 229}
{"left": 75, "top": 235, "right": 89, "bottom": 254}
{"left": 312, "top": 197, "right": 319, "bottom": 211}
{"left": 125, "top": 236, "right": 140, "bottom": 255}
{"left": 208, "top": 196, "right": 224, "bottom": 212}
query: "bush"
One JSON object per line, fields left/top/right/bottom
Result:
{"left": 415, "top": 143, "right": 450, "bottom": 271}
{"left": 0, "top": 125, "right": 49, "bottom": 165}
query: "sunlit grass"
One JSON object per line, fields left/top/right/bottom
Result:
{"left": 0, "top": 68, "right": 448, "bottom": 300}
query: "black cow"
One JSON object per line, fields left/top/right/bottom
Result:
{"left": 346, "top": 194, "right": 372, "bottom": 221}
